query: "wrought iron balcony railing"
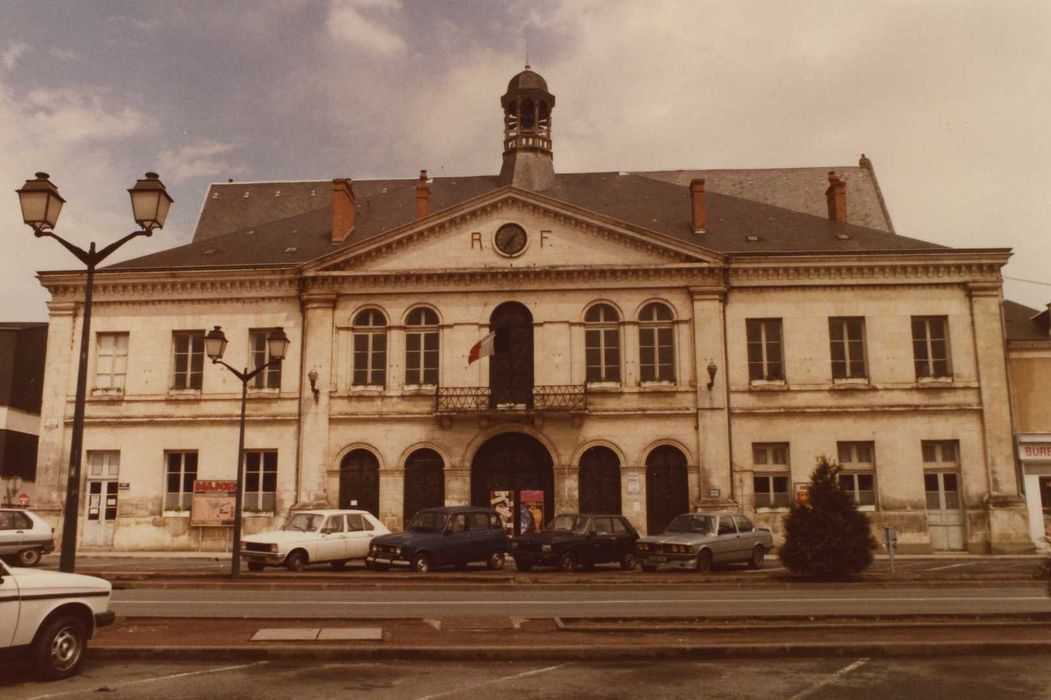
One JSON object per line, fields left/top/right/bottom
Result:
{"left": 434, "top": 385, "right": 586, "bottom": 414}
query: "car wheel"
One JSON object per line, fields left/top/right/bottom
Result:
{"left": 247, "top": 562, "right": 264, "bottom": 572}
{"left": 330, "top": 560, "right": 347, "bottom": 570}
{"left": 32, "top": 615, "right": 86, "bottom": 681}
{"left": 748, "top": 546, "right": 766, "bottom": 570}
{"left": 696, "top": 549, "right": 713, "bottom": 573}
{"left": 515, "top": 559, "right": 533, "bottom": 572}
{"left": 641, "top": 564, "right": 658, "bottom": 573}
{"left": 17, "top": 547, "right": 42, "bottom": 567}
{"left": 411, "top": 552, "right": 431, "bottom": 573}
{"left": 487, "top": 552, "right": 506, "bottom": 570}
{"left": 558, "top": 550, "right": 577, "bottom": 572}
{"left": 285, "top": 550, "right": 308, "bottom": 572}
{"left": 620, "top": 552, "right": 638, "bottom": 571}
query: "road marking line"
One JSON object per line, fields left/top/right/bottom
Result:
{"left": 27, "top": 661, "right": 270, "bottom": 700}
{"left": 925, "top": 562, "right": 972, "bottom": 571}
{"left": 413, "top": 663, "right": 569, "bottom": 700}
{"left": 787, "top": 657, "right": 869, "bottom": 700}
{"left": 746, "top": 567, "right": 785, "bottom": 573}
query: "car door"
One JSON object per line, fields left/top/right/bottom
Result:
{"left": 442, "top": 513, "right": 470, "bottom": 565}
{"left": 590, "top": 517, "right": 617, "bottom": 564}
{"left": 0, "top": 561, "right": 18, "bottom": 647}
{"left": 0, "top": 511, "right": 21, "bottom": 556}
{"left": 345, "top": 513, "right": 373, "bottom": 560}
{"left": 318, "top": 515, "right": 348, "bottom": 561}
{"left": 733, "top": 515, "right": 757, "bottom": 562}
{"left": 713, "top": 516, "right": 738, "bottom": 563}
{"left": 611, "top": 517, "right": 635, "bottom": 560}
{"left": 466, "top": 511, "right": 494, "bottom": 563}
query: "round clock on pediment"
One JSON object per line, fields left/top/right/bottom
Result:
{"left": 494, "top": 223, "right": 528, "bottom": 257}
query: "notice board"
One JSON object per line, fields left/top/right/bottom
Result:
{"left": 190, "top": 480, "right": 237, "bottom": 527}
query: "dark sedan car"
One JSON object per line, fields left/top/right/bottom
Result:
{"left": 511, "top": 513, "right": 639, "bottom": 572}
{"left": 366, "top": 506, "right": 507, "bottom": 573}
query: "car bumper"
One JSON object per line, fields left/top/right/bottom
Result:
{"left": 241, "top": 551, "right": 285, "bottom": 565}
{"left": 95, "top": 611, "right": 116, "bottom": 629}
{"left": 366, "top": 555, "right": 412, "bottom": 568}
{"left": 637, "top": 553, "right": 698, "bottom": 570}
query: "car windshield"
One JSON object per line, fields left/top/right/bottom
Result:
{"left": 408, "top": 512, "right": 447, "bottom": 533}
{"left": 545, "top": 515, "right": 589, "bottom": 534}
{"left": 282, "top": 513, "right": 323, "bottom": 532}
{"left": 665, "top": 515, "right": 715, "bottom": 534}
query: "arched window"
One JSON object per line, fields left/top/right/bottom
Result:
{"left": 405, "top": 307, "right": 439, "bottom": 386}
{"left": 352, "top": 309, "right": 387, "bottom": 387}
{"left": 584, "top": 303, "right": 621, "bottom": 384}
{"left": 638, "top": 302, "right": 676, "bottom": 383}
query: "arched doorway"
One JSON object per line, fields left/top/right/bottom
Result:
{"left": 489, "top": 302, "right": 534, "bottom": 408}
{"left": 403, "top": 448, "right": 445, "bottom": 523}
{"left": 579, "top": 446, "right": 622, "bottom": 515}
{"left": 471, "top": 432, "right": 553, "bottom": 535}
{"left": 339, "top": 449, "right": 380, "bottom": 516}
{"left": 645, "top": 445, "right": 689, "bottom": 535}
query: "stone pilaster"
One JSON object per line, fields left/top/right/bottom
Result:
{"left": 690, "top": 286, "right": 734, "bottom": 507}
{"left": 297, "top": 292, "right": 336, "bottom": 507}
{"left": 33, "top": 301, "right": 77, "bottom": 519}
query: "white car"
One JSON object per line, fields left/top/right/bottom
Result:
{"left": 0, "top": 508, "right": 56, "bottom": 567}
{"left": 0, "top": 559, "right": 115, "bottom": 680}
{"left": 241, "top": 509, "right": 389, "bottom": 572}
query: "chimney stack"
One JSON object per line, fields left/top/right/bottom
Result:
{"left": 415, "top": 170, "right": 430, "bottom": 219}
{"left": 331, "top": 178, "right": 356, "bottom": 243}
{"left": 690, "top": 178, "right": 707, "bottom": 234}
{"left": 825, "top": 171, "right": 847, "bottom": 222}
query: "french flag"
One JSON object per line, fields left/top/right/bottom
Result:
{"left": 468, "top": 331, "right": 496, "bottom": 364}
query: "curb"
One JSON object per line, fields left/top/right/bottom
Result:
{"left": 90, "top": 640, "right": 1051, "bottom": 662}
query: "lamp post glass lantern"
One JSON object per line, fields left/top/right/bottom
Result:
{"left": 16, "top": 172, "right": 172, "bottom": 573}
{"left": 206, "top": 324, "right": 288, "bottom": 577}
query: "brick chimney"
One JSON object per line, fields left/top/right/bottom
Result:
{"left": 415, "top": 170, "right": 430, "bottom": 219}
{"left": 825, "top": 171, "right": 847, "bottom": 222}
{"left": 690, "top": 178, "right": 707, "bottom": 234}
{"left": 331, "top": 178, "right": 356, "bottom": 243}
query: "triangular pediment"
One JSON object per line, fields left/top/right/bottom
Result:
{"left": 304, "top": 189, "right": 722, "bottom": 275}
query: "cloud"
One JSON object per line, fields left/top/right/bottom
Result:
{"left": 20, "top": 88, "right": 154, "bottom": 145}
{"left": 157, "top": 141, "right": 247, "bottom": 184}
{"left": 1, "top": 42, "right": 29, "bottom": 70}
{"left": 48, "top": 47, "right": 79, "bottom": 61}
{"left": 327, "top": 0, "right": 406, "bottom": 56}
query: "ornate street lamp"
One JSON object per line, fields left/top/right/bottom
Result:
{"left": 16, "top": 172, "right": 172, "bottom": 573}
{"left": 205, "top": 326, "right": 289, "bottom": 578}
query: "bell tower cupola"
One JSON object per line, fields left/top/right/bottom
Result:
{"left": 498, "top": 66, "right": 556, "bottom": 191}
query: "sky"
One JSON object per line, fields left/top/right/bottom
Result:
{"left": 1, "top": 0, "right": 1049, "bottom": 320}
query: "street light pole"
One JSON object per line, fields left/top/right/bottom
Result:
{"left": 16, "top": 172, "right": 173, "bottom": 573}
{"left": 204, "top": 326, "right": 289, "bottom": 579}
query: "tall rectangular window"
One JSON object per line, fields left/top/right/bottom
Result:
{"left": 243, "top": 450, "right": 278, "bottom": 512}
{"left": 249, "top": 328, "right": 283, "bottom": 389}
{"left": 922, "top": 440, "right": 961, "bottom": 512}
{"left": 164, "top": 451, "right": 198, "bottom": 511}
{"left": 837, "top": 441, "right": 876, "bottom": 506}
{"left": 753, "top": 442, "right": 790, "bottom": 508}
{"left": 829, "top": 317, "right": 867, "bottom": 380}
{"left": 638, "top": 303, "right": 676, "bottom": 383}
{"left": 95, "top": 332, "right": 129, "bottom": 390}
{"left": 405, "top": 308, "right": 440, "bottom": 386}
{"left": 585, "top": 304, "right": 622, "bottom": 384}
{"left": 172, "top": 331, "right": 204, "bottom": 390}
{"left": 746, "top": 319, "right": 784, "bottom": 381}
{"left": 912, "top": 316, "right": 951, "bottom": 379}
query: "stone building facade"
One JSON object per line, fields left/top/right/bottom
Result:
{"left": 30, "top": 69, "right": 1032, "bottom": 553}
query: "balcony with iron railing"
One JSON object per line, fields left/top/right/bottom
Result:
{"left": 434, "top": 385, "right": 587, "bottom": 414}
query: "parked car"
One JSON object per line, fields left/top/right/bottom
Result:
{"left": 240, "top": 509, "right": 389, "bottom": 572}
{"left": 635, "top": 512, "right": 773, "bottom": 572}
{"left": 0, "top": 508, "right": 55, "bottom": 567}
{"left": 0, "top": 558, "right": 115, "bottom": 680}
{"left": 366, "top": 506, "right": 507, "bottom": 573}
{"left": 511, "top": 513, "right": 639, "bottom": 572}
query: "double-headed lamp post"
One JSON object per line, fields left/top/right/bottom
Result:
{"left": 16, "top": 172, "right": 173, "bottom": 573}
{"left": 203, "top": 325, "right": 289, "bottom": 578}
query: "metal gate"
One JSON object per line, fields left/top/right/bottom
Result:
{"left": 83, "top": 451, "right": 119, "bottom": 547}
{"left": 489, "top": 302, "right": 534, "bottom": 408}
{"left": 339, "top": 449, "right": 380, "bottom": 517}
{"left": 645, "top": 445, "right": 689, "bottom": 535}
{"left": 925, "top": 470, "right": 965, "bottom": 550}
{"left": 579, "top": 446, "right": 622, "bottom": 515}
{"left": 403, "top": 448, "right": 445, "bottom": 524}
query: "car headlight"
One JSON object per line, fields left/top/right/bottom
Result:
{"left": 541, "top": 544, "right": 552, "bottom": 552}
{"left": 268, "top": 543, "right": 279, "bottom": 553}
{"left": 394, "top": 546, "right": 403, "bottom": 556}
{"left": 369, "top": 543, "right": 377, "bottom": 553}
{"left": 637, "top": 543, "right": 649, "bottom": 552}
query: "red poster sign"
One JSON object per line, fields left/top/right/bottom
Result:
{"left": 190, "top": 480, "right": 237, "bottom": 527}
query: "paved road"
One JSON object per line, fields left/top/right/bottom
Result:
{"left": 110, "top": 584, "right": 1051, "bottom": 618}
{"left": 3, "top": 656, "right": 1048, "bottom": 699}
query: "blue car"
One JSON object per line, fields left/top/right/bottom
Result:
{"left": 366, "top": 506, "right": 508, "bottom": 573}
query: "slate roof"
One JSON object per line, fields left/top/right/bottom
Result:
{"left": 1004, "top": 301, "right": 1051, "bottom": 342}
{"left": 108, "top": 165, "right": 944, "bottom": 272}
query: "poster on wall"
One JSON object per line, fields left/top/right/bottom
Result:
{"left": 190, "top": 480, "right": 237, "bottom": 527}
{"left": 490, "top": 490, "right": 513, "bottom": 534}
{"left": 520, "top": 490, "right": 544, "bottom": 534}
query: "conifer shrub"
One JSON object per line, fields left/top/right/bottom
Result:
{"left": 779, "top": 456, "right": 877, "bottom": 579}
